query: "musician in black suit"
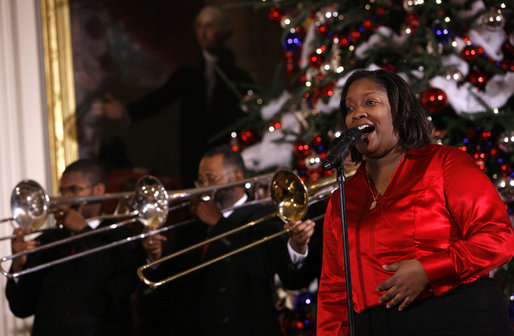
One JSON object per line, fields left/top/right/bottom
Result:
{"left": 141, "top": 145, "right": 316, "bottom": 336}
{"left": 6, "top": 159, "right": 145, "bottom": 336}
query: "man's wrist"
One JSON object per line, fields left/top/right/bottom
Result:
{"left": 290, "top": 240, "right": 307, "bottom": 254}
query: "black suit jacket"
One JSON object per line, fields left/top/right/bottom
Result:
{"left": 142, "top": 202, "right": 317, "bottom": 336}
{"left": 6, "top": 221, "right": 146, "bottom": 336}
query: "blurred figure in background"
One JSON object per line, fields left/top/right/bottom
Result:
{"left": 99, "top": 6, "right": 253, "bottom": 188}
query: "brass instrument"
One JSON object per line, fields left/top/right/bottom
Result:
{"left": 137, "top": 169, "right": 337, "bottom": 289}
{"left": 0, "top": 175, "right": 169, "bottom": 279}
{"left": 0, "top": 172, "right": 276, "bottom": 279}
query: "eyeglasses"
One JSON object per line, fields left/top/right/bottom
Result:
{"left": 59, "top": 184, "right": 93, "bottom": 195}
{"left": 195, "top": 171, "right": 235, "bottom": 187}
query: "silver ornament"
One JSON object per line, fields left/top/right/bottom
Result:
{"left": 496, "top": 176, "right": 514, "bottom": 202}
{"left": 482, "top": 8, "right": 504, "bottom": 32}
{"left": 499, "top": 130, "right": 514, "bottom": 153}
{"left": 444, "top": 68, "right": 463, "bottom": 82}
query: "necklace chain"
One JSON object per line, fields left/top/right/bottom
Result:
{"left": 364, "top": 152, "right": 406, "bottom": 210}
{"left": 366, "top": 172, "right": 384, "bottom": 210}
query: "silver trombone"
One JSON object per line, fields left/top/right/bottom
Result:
{"left": 0, "top": 175, "right": 169, "bottom": 279}
{"left": 0, "top": 172, "right": 277, "bottom": 279}
{"left": 137, "top": 169, "right": 337, "bottom": 289}
{"left": 0, "top": 172, "right": 274, "bottom": 236}
{"left": 0, "top": 180, "right": 134, "bottom": 241}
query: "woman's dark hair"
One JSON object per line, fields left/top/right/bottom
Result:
{"left": 339, "top": 69, "right": 432, "bottom": 162}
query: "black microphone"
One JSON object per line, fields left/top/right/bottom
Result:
{"left": 322, "top": 127, "right": 362, "bottom": 170}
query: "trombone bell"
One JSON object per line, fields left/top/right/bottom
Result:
{"left": 132, "top": 175, "right": 169, "bottom": 229}
{"left": 271, "top": 170, "right": 308, "bottom": 222}
{"left": 11, "top": 180, "right": 49, "bottom": 230}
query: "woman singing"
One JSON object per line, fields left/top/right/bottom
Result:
{"left": 317, "top": 69, "right": 513, "bottom": 336}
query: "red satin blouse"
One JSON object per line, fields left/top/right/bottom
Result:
{"left": 316, "top": 144, "right": 514, "bottom": 335}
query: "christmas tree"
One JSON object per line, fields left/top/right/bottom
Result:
{"left": 223, "top": 0, "right": 513, "bottom": 333}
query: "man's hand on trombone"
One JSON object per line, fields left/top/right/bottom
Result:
{"left": 191, "top": 197, "right": 222, "bottom": 227}
{"left": 284, "top": 219, "right": 315, "bottom": 254}
{"left": 142, "top": 228, "right": 167, "bottom": 262}
{"left": 11, "top": 228, "right": 40, "bottom": 273}
{"left": 54, "top": 206, "right": 87, "bottom": 233}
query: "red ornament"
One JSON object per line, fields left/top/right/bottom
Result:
{"left": 479, "top": 131, "right": 492, "bottom": 141}
{"left": 317, "top": 24, "right": 329, "bottom": 35}
{"left": 294, "top": 141, "right": 310, "bottom": 158}
{"left": 268, "top": 119, "right": 281, "bottom": 131}
{"left": 460, "top": 45, "right": 484, "bottom": 62}
{"left": 500, "top": 163, "right": 512, "bottom": 176}
{"left": 362, "top": 19, "right": 373, "bottom": 30}
{"left": 269, "top": 8, "right": 283, "bottom": 23}
{"left": 349, "top": 30, "right": 361, "bottom": 42}
{"left": 421, "top": 87, "right": 448, "bottom": 113}
{"left": 229, "top": 137, "right": 239, "bottom": 152}
{"left": 339, "top": 37, "right": 350, "bottom": 48}
{"left": 285, "top": 52, "right": 296, "bottom": 79}
{"left": 306, "top": 167, "right": 324, "bottom": 181}
{"left": 322, "top": 168, "right": 334, "bottom": 177}
{"left": 467, "top": 68, "right": 488, "bottom": 89}
{"left": 473, "top": 152, "right": 488, "bottom": 162}
{"left": 489, "top": 147, "right": 501, "bottom": 159}
{"left": 500, "top": 60, "right": 514, "bottom": 72}
{"left": 406, "top": 13, "right": 420, "bottom": 34}
{"left": 308, "top": 53, "right": 323, "bottom": 67}
{"left": 405, "top": 13, "right": 420, "bottom": 23}
{"left": 320, "top": 82, "right": 335, "bottom": 97}
{"left": 240, "top": 129, "right": 257, "bottom": 143}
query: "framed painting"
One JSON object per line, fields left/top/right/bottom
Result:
{"left": 40, "top": 0, "right": 202, "bottom": 191}
{"left": 40, "top": 0, "right": 282, "bottom": 191}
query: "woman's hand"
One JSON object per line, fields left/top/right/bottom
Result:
{"left": 376, "top": 259, "right": 429, "bottom": 311}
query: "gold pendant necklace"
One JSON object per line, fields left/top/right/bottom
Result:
{"left": 366, "top": 172, "right": 382, "bottom": 210}
{"left": 365, "top": 152, "right": 405, "bottom": 210}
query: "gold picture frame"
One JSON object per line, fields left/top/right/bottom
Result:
{"left": 40, "top": 0, "right": 78, "bottom": 192}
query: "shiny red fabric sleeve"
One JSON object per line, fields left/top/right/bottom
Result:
{"left": 317, "top": 194, "right": 348, "bottom": 336}
{"left": 418, "top": 146, "right": 514, "bottom": 295}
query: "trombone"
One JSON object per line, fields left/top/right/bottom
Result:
{"left": 0, "top": 179, "right": 134, "bottom": 241}
{"left": 137, "top": 169, "right": 337, "bottom": 289}
{"left": 0, "top": 172, "right": 277, "bottom": 279}
{"left": 0, "top": 175, "right": 169, "bottom": 279}
{"left": 0, "top": 172, "right": 274, "bottom": 237}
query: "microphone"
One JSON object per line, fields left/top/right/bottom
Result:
{"left": 322, "top": 127, "right": 362, "bottom": 170}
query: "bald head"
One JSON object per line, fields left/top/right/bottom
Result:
{"left": 195, "top": 6, "right": 231, "bottom": 54}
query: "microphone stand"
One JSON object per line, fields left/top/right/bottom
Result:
{"left": 336, "top": 164, "right": 355, "bottom": 336}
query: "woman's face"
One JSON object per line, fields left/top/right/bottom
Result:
{"left": 344, "top": 78, "right": 399, "bottom": 159}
